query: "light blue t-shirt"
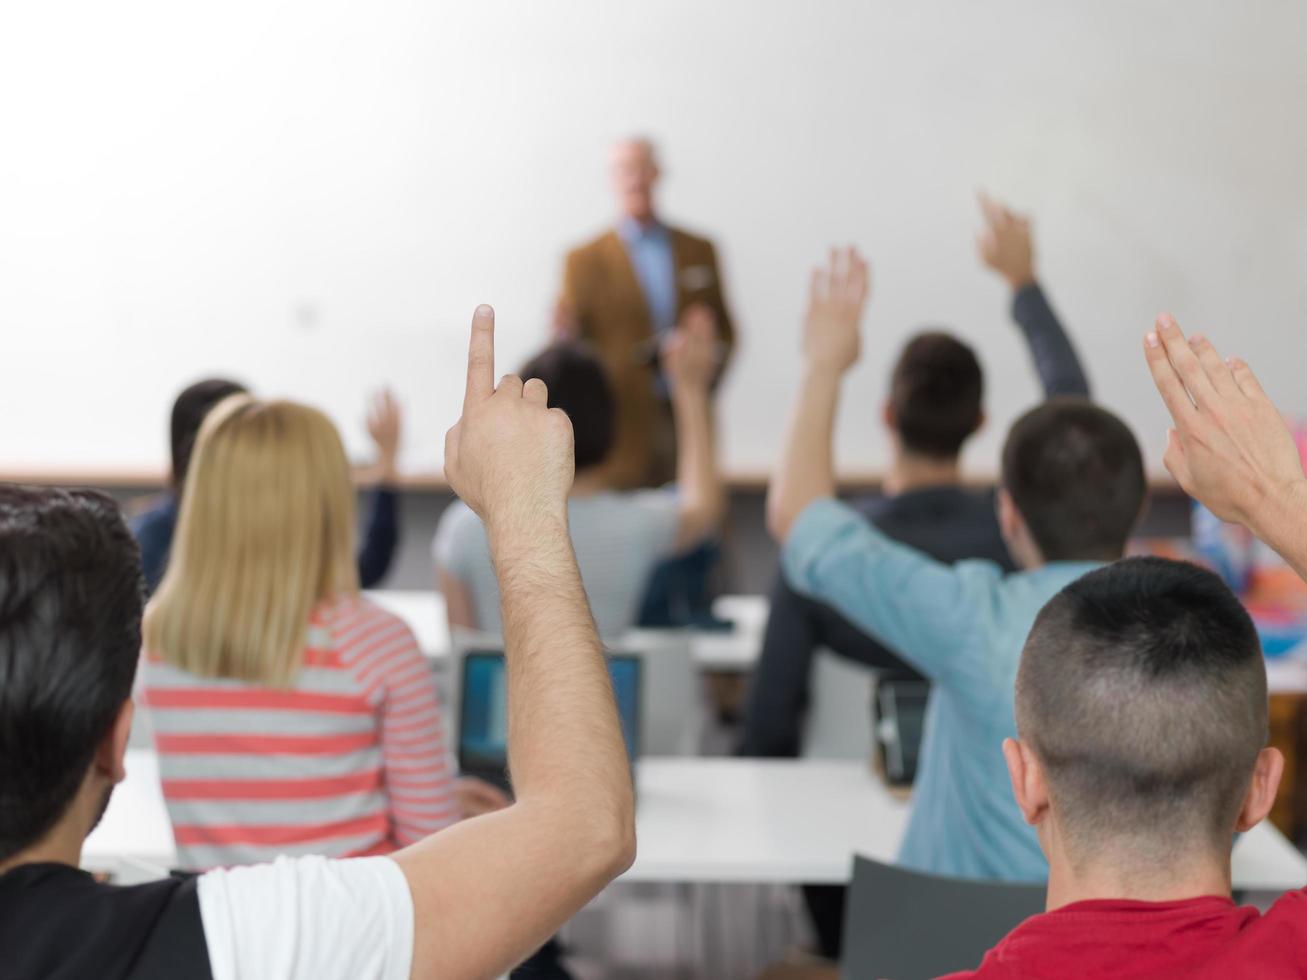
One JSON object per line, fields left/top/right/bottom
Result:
{"left": 783, "top": 498, "right": 1101, "bottom": 882}
{"left": 434, "top": 490, "right": 681, "bottom": 640}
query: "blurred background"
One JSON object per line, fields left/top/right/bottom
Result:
{"left": 4, "top": 0, "right": 1306, "bottom": 485}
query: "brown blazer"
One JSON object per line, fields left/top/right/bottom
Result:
{"left": 559, "top": 226, "right": 735, "bottom": 489}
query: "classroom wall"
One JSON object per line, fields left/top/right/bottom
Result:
{"left": 3, "top": 0, "right": 1305, "bottom": 481}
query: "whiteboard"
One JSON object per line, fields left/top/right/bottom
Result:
{"left": 2, "top": 0, "right": 1305, "bottom": 480}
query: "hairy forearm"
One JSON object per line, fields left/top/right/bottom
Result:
{"left": 394, "top": 537, "right": 634, "bottom": 980}
{"left": 767, "top": 366, "right": 841, "bottom": 541}
{"left": 489, "top": 510, "right": 633, "bottom": 824}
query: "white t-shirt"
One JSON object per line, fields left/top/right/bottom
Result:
{"left": 433, "top": 489, "right": 681, "bottom": 638}
{"left": 197, "top": 855, "right": 412, "bottom": 980}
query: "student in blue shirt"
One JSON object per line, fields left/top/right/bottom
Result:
{"left": 740, "top": 194, "right": 1091, "bottom": 763}
{"left": 767, "top": 247, "right": 1147, "bottom": 885}
{"left": 133, "top": 380, "right": 403, "bottom": 594}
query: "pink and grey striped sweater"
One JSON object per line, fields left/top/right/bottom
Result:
{"left": 142, "top": 596, "right": 457, "bottom": 870}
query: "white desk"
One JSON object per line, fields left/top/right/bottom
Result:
{"left": 364, "top": 590, "right": 767, "bottom": 673}
{"left": 628, "top": 759, "right": 1307, "bottom": 891}
{"left": 85, "top": 752, "right": 1307, "bottom": 893}
{"left": 626, "top": 759, "right": 906, "bottom": 883}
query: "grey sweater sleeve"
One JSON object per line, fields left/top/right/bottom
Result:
{"left": 1011, "top": 282, "right": 1092, "bottom": 399}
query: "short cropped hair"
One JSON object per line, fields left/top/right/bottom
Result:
{"left": 1001, "top": 399, "right": 1145, "bottom": 561}
{"left": 889, "top": 332, "right": 984, "bottom": 459}
{"left": 170, "top": 378, "right": 248, "bottom": 489}
{"left": 0, "top": 485, "right": 143, "bottom": 861}
{"left": 1017, "top": 557, "right": 1266, "bottom": 855}
{"left": 519, "top": 344, "right": 616, "bottom": 472}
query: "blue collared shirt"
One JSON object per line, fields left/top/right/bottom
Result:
{"left": 616, "top": 217, "right": 677, "bottom": 337}
{"left": 783, "top": 498, "right": 1102, "bottom": 882}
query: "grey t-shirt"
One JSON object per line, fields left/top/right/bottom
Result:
{"left": 433, "top": 490, "right": 681, "bottom": 638}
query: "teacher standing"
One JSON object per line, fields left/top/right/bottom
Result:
{"left": 557, "top": 137, "right": 736, "bottom": 489}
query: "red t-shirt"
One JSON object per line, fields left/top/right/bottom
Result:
{"left": 943, "top": 889, "right": 1307, "bottom": 979}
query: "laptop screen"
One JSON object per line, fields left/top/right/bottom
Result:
{"left": 459, "top": 651, "right": 642, "bottom": 780}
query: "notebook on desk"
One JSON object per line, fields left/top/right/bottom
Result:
{"left": 458, "top": 650, "right": 643, "bottom": 795}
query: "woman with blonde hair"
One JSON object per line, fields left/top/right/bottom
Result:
{"left": 143, "top": 395, "right": 498, "bottom": 870}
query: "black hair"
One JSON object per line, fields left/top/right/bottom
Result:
{"left": 0, "top": 485, "right": 144, "bottom": 861}
{"left": 888, "top": 332, "right": 985, "bottom": 459}
{"left": 170, "top": 378, "right": 248, "bottom": 489}
{"left": 1001, "top": 398, "right": 1146, "bottom": 561}
{"left": 1018, "top": 557, "right": 1267, "bottom": 852}
{"left": 519, "top": 344, "right": 616, "bottom": 472}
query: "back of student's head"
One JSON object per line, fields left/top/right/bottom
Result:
{"left": 1001, "top": 399, "right": 1146, "bottom": 561}
{"left": 0, "top": 485, "right": 142, "bottom": 862}
{"left": 170, "top": 378, "right": 249, "bottom": 489}
{"left": 519, "top": 343, "right": 616, "bottom": 472}
{"left": 1018, "top": 557, "right": 1266, "bottom": 860}
{"left": 888, "top": 332, "right": 984, "bottom": 459}
{"left": 145, "top": 397, "right": 358, "bottom": 687}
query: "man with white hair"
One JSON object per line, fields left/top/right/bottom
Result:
{"left": 557, "top": 137, "right": 735, "bottom": 489}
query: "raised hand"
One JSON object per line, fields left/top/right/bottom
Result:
{"left": 764, "top": 247, "right": 868, "bottom": 540}
{"left": 444, "top": 305, "right": 576, "bottom": 526}
{"left": 977, "top": 192, "right": 1035, "bottom": 290}
{"left": 803, "top": 246, "right": 871, "bottom": 375}
{"left": 1144, "top": 314, "right": 1305, "bottom": 531}
{"left": 663, "top": 304, "right": 719, "bottom": 393}
{"left": 366, "top": 388, "right": 402, "bottom": 482}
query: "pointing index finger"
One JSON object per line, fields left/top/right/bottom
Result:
{"left": 464, "top": 305, "right": 495, "bottom": 408}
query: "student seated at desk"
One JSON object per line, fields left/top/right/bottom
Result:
{"left": 767, "top": 248, "right": 1147, "bottom": 925}
{"left": 434, "top": 313, "right": 723, "bottom": 639}
{"left": 779, "top": 557, "right": 1303, "bottom": 980}
{"left": 132, "top": 379, "right": 404, "bottom": 595}
{"left": 0, "top": 306, "right": 636, "bottom": 979}
{"left": 741, "top": 193, "right": 1091, "bottom": 761}
{"left": 141, "top": 395, "right": 505, "bottom": 869}
{"left": 946, "top": 555, "right": 1300, "bottom": 978}
{"left": 943, "top": 313, "right": 1307, "bottom": 979}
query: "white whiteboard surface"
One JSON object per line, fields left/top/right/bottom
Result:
{"left": 2, "top": 1, "right": 1305, "bottom": 480}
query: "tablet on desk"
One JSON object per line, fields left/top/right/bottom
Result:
{"left": 458, "top": 651, "right": 643, "bottom": 794}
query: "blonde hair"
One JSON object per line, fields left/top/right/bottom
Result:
{"left": 145, "top": 396, "right": 360, "bottom": 686}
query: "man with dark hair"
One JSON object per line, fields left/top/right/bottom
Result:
{"left": 887, "top": 332, "right": 985, "bottom": 456}
{"left": 518, "top": 343, "right": 618, "bottom": 472}
{"left": 742, "top": 195, "right": 1091, "bottom": 772}
{"left": 0, "top": 305, "right": 637, "bottom": 979}
{"left": 1002, "top": 399, "right": 1148, "bottom": 562}
{"left": 132, "top": 379, "right": 404, "bottom": 593}
{"left": 0, "top": 487, "right": 143, "bottom": 869}
{"left": 945, "top": 556, "right": 1299, "bottom": 978}
{"left": 435, "top": 318, "right": 725, "bottom": 639}
{"left": 768, "top": 245, "right": 1146, "bottom": 892}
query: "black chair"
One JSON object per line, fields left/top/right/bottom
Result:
{"left": 840, "top": 857, "right": 1045, "bottom": 979}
